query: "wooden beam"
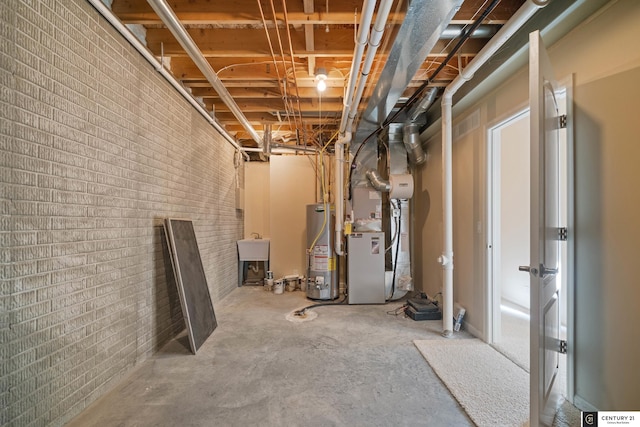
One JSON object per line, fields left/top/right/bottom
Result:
{"left": 189, "top": 86, "right": 345, "bottom": 99}
{"left": 145, "top": 27, "right": 380, "bottom": 57}
{"left": 208, "top": 99, "right": 344, "bottom": 113}
{"left": 112, "top": 0, "right": 520, "bottom": 25}
{"left": 111, "top": 0, "right": 405, "bottom": 26}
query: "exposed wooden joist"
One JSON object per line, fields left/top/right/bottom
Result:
{"left": 145, "top": 27, "right": 362, "bottom": 57}
{"left": 111, "top": 0, "right": 521, "bottom": 25}
{"left": 189, "top": 86, "right": 345, "bottom": 100}
{"left": 111, "top": 0, "right": 396, "bottom": 26}
{"left": 208, "top": 99, "right": 344, "bottom": 113}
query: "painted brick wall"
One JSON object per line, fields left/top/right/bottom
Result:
{"left": 0, "top": 1, "right": 244, "bottom": 425}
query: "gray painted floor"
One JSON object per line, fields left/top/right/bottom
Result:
{"left": 68, "top": 287, "right": 473, "bottom": 426}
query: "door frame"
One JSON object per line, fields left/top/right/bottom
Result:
{"left": 485, "top": 106, "right": 530, "bottom": 345}
{"left": 559, "top": 73, "right": 575, "bottom": 404}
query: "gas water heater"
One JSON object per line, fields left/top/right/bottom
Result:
{"left": 306, "top": 204, "right": 338, "bottom": 300}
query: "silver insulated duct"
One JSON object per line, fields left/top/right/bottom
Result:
{"left": 353, "top": 0, "right": 464, "bottom": 143}
{"left": 402, "top": 124, "right": 426, "bottom": 166}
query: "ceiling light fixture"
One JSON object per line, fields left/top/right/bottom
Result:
{"left": 315, "top": 67, "right": 327, "bottom": 92}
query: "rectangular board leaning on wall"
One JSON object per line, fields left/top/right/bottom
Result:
{"left": 164, "top": 219, "right": 218, "bottom": 353}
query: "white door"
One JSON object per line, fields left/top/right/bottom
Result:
{"left": 526, "top": 30, "right": 564, "bottom": 426}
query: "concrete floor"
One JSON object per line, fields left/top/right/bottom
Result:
{"left": 68, "top": 287, "right": 473, "bottom": 426}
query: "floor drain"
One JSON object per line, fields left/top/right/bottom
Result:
{"left": 285, "top": 309, "right": 318, "bottom": 323}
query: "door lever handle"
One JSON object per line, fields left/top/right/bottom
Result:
{"left": 540, "top": 266, "right": 558, "bottom": 277}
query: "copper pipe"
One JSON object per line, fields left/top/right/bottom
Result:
{"left": 256, "top": 0, "right": 294, "bottom": 132}
{"left": 278, "top": 0, "right": 307, "bottom": 144}
{"left": 267, "top": 0, "right": 302, "bottom": 133}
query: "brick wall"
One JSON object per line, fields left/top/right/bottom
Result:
{"left": 0, "top": 1, "right": 244, "bottom": 425}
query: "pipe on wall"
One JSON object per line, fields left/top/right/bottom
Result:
{"left": 334, "top": 0, "right": 394, "bottom": 257}
{"left": 338, "top": 0, "right": 377, "bottom": 135}
{"left": 439, "top": 0, "right": 551, "bottom": 337}
{"left": 346, "top": 0, "right": 395, "bottom": 132}
{"left": 146, "top": 0, "right": 264, "bottom": 148}
{"left": 334, "top": 132, "right": 351, "bottom": 256}
{"left": 86, "top": 0, "right": 249, "bottom": 160}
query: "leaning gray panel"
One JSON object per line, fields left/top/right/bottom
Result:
{"left": 164, "top": 218, "right": 217, "bottom": 353}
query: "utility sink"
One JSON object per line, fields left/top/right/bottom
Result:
{"left": 237, "top": 239, "right": 270, "bottom": 261}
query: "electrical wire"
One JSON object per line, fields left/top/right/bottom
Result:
{"left": 386, "top": 304, "right": 408, "bottom": 316}
{"left": 387, "top": 199, "right": 401, "bottom": 301}
{"left": 293, "top": 295, "right": 348, "bottom": 316}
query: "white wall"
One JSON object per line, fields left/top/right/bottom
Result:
{"left": 416, "top": 0, "right": 640, "bottom": 410}
{"left": 244, "top": 162, "right": 270, "bottom": 239}
{"left": 270, "top": 156, "right": 317, "bottom": 278}
{"left": 498, "top": 114, "right": 530, "bottom": 309}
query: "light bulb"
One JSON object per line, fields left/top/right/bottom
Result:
{"left": 317, "top": 78, "right": 327, "bottom": 92}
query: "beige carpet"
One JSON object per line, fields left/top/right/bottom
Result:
{"left": 414, "top": 339, "right": 529, "bottom": 427}
{"left": 492, "top": 308, "right": 530, "bottom": 372}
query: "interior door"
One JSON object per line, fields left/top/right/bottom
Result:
{"left": 527, "top": 30, "right": 563, "bottom": 426}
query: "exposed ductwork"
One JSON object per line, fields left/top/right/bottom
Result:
{"left": 354, "top": 0, "right": 464, "bottom": 143}
{"left": 402, "top": 123, "right": 426, "bottom": 166}
{"left": 146, "top": 0, "right": 264, "bottom": 148}
{"left": 406, "top": 87, "right": 439, "bottom": 125}
{"left": 365, "top": 170, "right": 391, "bottom": 192}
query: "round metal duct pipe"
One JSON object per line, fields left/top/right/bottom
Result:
{"left": 403, "top": 123, "right": 426, "bottom": 166}
{"left": 365, "top": 170, "right": 391, "bottom": 192}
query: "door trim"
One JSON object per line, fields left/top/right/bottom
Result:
{"left": 485, "top": 107, "right": 530, "bottom": 345}
{"left": 559, "top": 73, "right": 575, "bottom": 405}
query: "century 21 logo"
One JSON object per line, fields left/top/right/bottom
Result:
{"left": 583, "top": 412, "right": 597, "bottom": 426}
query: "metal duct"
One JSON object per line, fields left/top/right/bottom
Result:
{"left": 263, "top": 124, "right": 272, "bottom": 156}
{"left": 365, "top": 170, "right": 391, "bottom": 193}
{"left": 407, "top": 87, "right": 439, "bottom": 124}
{"left": 402, "top": 123, "right": 426, "bottom": 166}
{"left": 353, "top": 0, "right": 464, "bottom": 143}
{"left": 147, "top": 0, "right": 264, "bottom": 147}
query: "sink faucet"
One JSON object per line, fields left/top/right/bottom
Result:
{"left": 250, "top": 232, "right": 262, "bottom": 239}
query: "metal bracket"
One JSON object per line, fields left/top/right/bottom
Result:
{"left": 559, "top": 340, "right": 567, "bottom": 354}
{"left": 558, "top": 227, "right": 568, "bottom": 241}
{"left": 558, "top": 114, "right": 567, "bottom": 129}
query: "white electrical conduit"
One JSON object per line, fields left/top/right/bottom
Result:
{"left": 86, "top": 0, "right": 249, "bottom": 160}
{"left": 334, "top": 132, "right": 351, "bottom": 256}
{"left": 147, "top": 0, "right": 264, "bottom": 148}
{"left": 334, "top": 0, "right": 377, "bottom": 256}
{"left": 346, "top": 0, "right": 395, "bottom": 132}
{"left": 338, "top": 0, "right": 377, "bottom": 134}
{"left": 334, "top": 0, "right": 393, "bottom": 256}
{"left": 439, "top": 0, "right": 551, "bottom": 337}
